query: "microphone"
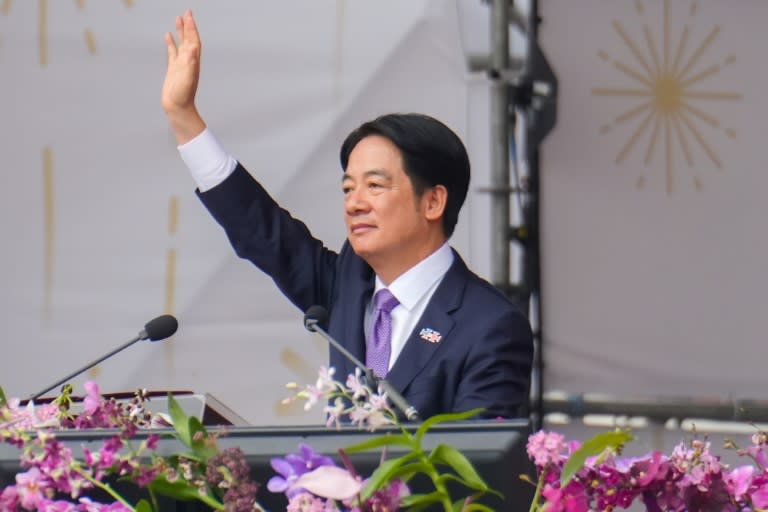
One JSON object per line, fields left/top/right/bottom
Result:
{"left": 139, "top": 314, "right": 179, "bottom": 341}
{"left": 303, "top": 306, "right": 420, "bottom": 422}
{"left": 27, "top": 314, "right": 178, "bottom": 401}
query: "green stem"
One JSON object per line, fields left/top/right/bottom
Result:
{"left": 74, "top": 464, "right": 226, "bottom": 512}
{"left": 148, "top": 487, "right": 160, "bottom": 512}
{"left": 73, "top": 466, "right": 137, "bottom": 510}
{"left": 528, "top": 471, "right": 545, "bottom": 512}
{"left": 192, "top": 491, "right": 226, "bottom": 511}
{"left": 397, "top": 429, "right": 453, "bottom": 511}
{"left": 421, "top": 456, "right": 454, "bottom": 511}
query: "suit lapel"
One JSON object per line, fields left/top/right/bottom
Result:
{"left": 348, "top": 280, "right": 373, "bottom": 371}
{"left": 342, "top": 258, "right": 374, "bottom": 377}
{"left": 386, "top": 252, "right": 469, "bottom": 393}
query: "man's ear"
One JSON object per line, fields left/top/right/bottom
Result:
{"left": 423, "top": 185, "right": 448, "bottom": 222}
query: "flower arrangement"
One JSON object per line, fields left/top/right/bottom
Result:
{"left": 270, "top": 366, "right": 501, "bottom": 511}
{"left": 0, "top": 382, "right": 262, "bottom": 511}
{"left": 525, "top": 428, "right": 768, "bottom": 511}
{"left": 0, "top": 371, "right": 500, "bottom": 512}
{"left": 5, "top": 375, "right": 768, "bottom": 511}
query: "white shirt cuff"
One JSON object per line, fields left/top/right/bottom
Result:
{"left": 178, "top": 128, "right": 238, "bottom": 192}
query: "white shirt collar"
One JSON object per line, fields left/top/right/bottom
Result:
{"left": 374, "top": 242, "right": 454, "bottom": 311}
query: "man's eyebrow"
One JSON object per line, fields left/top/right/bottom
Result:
{"left": 341, "top": 169, "right": 392, "bottom": 182}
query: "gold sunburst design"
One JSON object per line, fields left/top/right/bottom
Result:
{"left": 593, "top": 0, "right": 741, "bottom": 193}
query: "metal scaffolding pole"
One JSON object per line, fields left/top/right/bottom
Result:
{"left": 489, "top": 0, "right": 511, "bottom": 289}
{"left": 484, "top": 0, "right": 556, "bottom": 429}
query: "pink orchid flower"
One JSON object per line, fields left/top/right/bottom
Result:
{"left": 291, "top": 465, "right": 363, "bottom": 501}
{"left": 83, "top": 380, "right": 102, "bottom": 415}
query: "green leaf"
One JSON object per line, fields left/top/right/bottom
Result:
{"left": 437, "top": 473, "right": 503, "bottom": 499}
{"left": 134, "top": 499, "right": 153, "bottom": 512}
{"left": 359, "top": 457, "right": 405, "bottom": 499}
{"left": 162, "top": 453, "right": 205, "bottom": 467}
{"left": 188, "top": 416, "right": 217, "bottom": 460}
{"left": 149, "top": 477, "right": 225, "bottom": 510}
{"left": 453, "top": 499, "right": 495, "bottom": 512}
{"left": 359, "top": 454, "right": 424, "bottom": 500}
{"left": 0, "top": 386, "right": 7, "bottom": 408}
{"left": 148, "top": 477, "right": 206, "bottom": 502}
{"left": 384, "top": 460, "right": 433, "bottom": 482}
{"left": 166, "top": 395, "right": 215, "bottom": 459}
{"left": 429, "top": 443, "right": 489, "bottom": 492}
{"left": 415, "top": 408, "right": 484, "bottom": 443}
{"left": 400, "top": 491, "right": 451, "bottom": 509}
{"left": 342, "top": 432, "right": 415, "bottom": 453}
{"left": 560, "top": 430, "right": 633, "bottom": 487}
{"left": 167, "top": 394, "right": 192, "bottom": 447}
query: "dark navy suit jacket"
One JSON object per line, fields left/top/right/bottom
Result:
{"left": 198, "top": 164, "right": 533, "bottom": 419}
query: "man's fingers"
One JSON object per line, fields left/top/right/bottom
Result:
{"left": 176, "top": 14, "right": 184, "bottom": 45}
{"left": 183, "top": 10, "right": 200, "bottom": 47}
{"left": 164, "top": 32, "right": 177, "bottom": 61}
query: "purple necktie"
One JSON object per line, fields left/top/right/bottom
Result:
{"left": 366, "top": 289, "right": 399, "bottom": 378}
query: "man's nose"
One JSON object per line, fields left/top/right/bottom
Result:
{"left": 344, "top": 188, "right": 369, "bottom": 214}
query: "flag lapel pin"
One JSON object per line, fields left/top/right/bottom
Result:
{"left": 419, "top": 327, "right": 442, "bottom": 343}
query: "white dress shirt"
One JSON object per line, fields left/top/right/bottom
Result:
{"left": 178, "top": 128, "right": 237, "bottom": 192}
{"left": 365, "top": 243, "right": 454, "bottom": 371}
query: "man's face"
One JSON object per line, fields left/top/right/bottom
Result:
{"left": 342, "top": 135, "right": 437, "bottom": 275}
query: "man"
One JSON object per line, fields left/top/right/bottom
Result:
{"left": 162, "top": 11, "right": 533, "bottom": 419}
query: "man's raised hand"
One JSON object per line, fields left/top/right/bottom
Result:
{"left": 162, "top": 10, "right": 206, "bottom": 144}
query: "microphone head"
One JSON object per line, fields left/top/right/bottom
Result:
{"left": 304, "top": 305, "right": 328, "bottom": 331}
{"left": 142, "top": 314, "right": 178, "bottom": 341}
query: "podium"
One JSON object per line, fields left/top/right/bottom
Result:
{"left": 19, "top": 390, "right": 250, "bottom": 427}
{"left": 109, "top": 391, "right": 251, "bottom": 426}
{"left": 1, "top": 393, "right": 535, "bottom": 510}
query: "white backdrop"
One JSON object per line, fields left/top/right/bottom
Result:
{"left": 538, "top": 0, "right": 768, "bottom": 400}
{"left": 0, "top": 0, "right": 494, "bottom": 424}
{"left": 2, "top": 0, "right": 765, "bottom": 426}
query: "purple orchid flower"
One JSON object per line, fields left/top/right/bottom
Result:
{"left": 267, "top": 443, "right": 336, "bottom": 497}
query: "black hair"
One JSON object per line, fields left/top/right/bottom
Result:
{"left": 339, "top": 113, "right": 470, "bottom": 238}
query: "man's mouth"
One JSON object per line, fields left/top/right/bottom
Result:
{"left": 350, "top": 223, "right": 375, "bottom": 235}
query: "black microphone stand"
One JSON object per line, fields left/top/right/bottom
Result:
{"left": 28, "top": 335, "right": 144, "bottom": 402}
{"left": 27, "top": 315, "right": 177, "bottom": 402}
{"left": 304, "top": 317, "right": 420, "bottom": 422}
